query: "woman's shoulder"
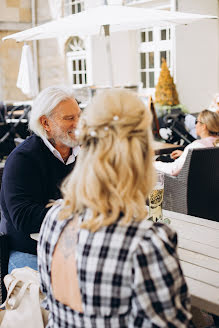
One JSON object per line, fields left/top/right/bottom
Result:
{"left": 136, "top": 221, "right": 177, "bottom": 250}
{"left": 113, "top": 219, "right": 177, "bottom": 255}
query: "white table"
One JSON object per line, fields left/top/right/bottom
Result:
{"left": 31, "top": 210, "right": 219, "bottom": 315}
{"left": 163, "top": 210, "right": 219, "bottom": 316}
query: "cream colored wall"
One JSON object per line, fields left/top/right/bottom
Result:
{"left": 0, "top": 0, "right": 31, "bottom": 23}
{"left": 175, "top": 0, "right": 219, "bottom": 113}
{"left": 0, "top": 0, "right": 31, "bottom": 101}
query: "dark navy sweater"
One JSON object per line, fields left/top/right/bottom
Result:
{"left": 0, "top": 135, "right": 75, "bottom": 254}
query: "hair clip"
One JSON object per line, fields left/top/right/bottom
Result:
{"left": 90, "top": 130, "right": 97, "bottom": 137}
{"left": 104, "top": 126, "right": 109, "bottom": 131}
{"left": 113, "top": 115, "right": 119, "bottom": 121}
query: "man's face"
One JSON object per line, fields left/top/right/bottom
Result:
{"left": 42, "top": 98, "right": 81, "bottom": 148}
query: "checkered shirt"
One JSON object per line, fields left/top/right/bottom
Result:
{"left": 38, "top": 202, "right": 193, "bottom": 328}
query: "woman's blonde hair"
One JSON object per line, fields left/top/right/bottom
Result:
{"left": 199, "top": 109, "right": 219, "bottom": 146}
{"left": 59, "top": 89, "right": 155, "bottom": 231}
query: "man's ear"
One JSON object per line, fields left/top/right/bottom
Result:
{"left": 39, "top": 115, "right": 50, "bottom": 132}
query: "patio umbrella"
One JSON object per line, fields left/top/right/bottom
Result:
{"left": 16, "top": 44, "right": 39, "bottom": 98}
{"left": 2, "top": 5, "right": 216, "bottom": 42}
{"left": 3, "top": 5, "right": 217, "bottom": 85}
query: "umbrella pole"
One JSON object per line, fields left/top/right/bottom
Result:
{"left": 103, "top": 24, "right": 114, "bottom": 87}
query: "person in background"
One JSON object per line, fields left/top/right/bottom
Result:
{"left": 0, "top": 85, "right": 81, "bottom": 272}
{"left": 155, "top": 109, "right": 219, "bottom": 175}
{"left": 38, "top": 89, "right": 192, "bottom": 328}
{"left": 208, "top": 93, "right": 219, "bottom": 113}
{"left": 184, "top": 92, "right": 219, "bottom": 138}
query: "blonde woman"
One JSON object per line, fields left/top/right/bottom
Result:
{"left": 155, "top": 110, "right": 219, "bottom": 176}
{"left": 38, "top": 89, "right": 192, "bottom": 327}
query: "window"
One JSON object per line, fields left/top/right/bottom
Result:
{"left": 66, "top": 37, "right": 87, "bottom": 87}
{"left": 160, "top": 28, "right": 171, "bottom": 41}
{"left": 141, "top": 30, "right": 153, "bottom": 43}
{"left": 140, "top": 52, "right": 155, "bottom": 88}
{"left": 139, "top": 26, "right": 172, "bottom": 94}
{"left": 64, "top": 0, "right": 84, "bottom": 16}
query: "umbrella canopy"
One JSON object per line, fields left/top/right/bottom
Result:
{"left": 16, "top": 44, "right": 39, "bottom": 98}
{"left": 2, "top": 5, "right": 217, "bottom": 42}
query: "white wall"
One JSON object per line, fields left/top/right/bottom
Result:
{"left": 175, "top": 0, "right": 219, "bottom": 113}
{"left": 91, "top": 31, "right": 139, "bottom": 87}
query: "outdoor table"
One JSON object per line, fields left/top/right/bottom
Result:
{"left": 163, "top": 209, "right": 219, "bottom": 316}
{"left": 31, "top": 210, "right": 219, "bottom": 315}
{"left": 153, "top": 141, "right": 184, "bottom": 155}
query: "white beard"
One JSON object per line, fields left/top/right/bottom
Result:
{"left": 58, "top": 134, "right": 78, "bottom": 148}
{"left": 53, "top": 126, "right": 79, "bottom": 148}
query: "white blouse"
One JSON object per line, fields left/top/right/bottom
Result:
{"left": 154, "top": 137, "right": 217, "bottom": 176}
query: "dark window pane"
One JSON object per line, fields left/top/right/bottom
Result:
{"left": 140, "top": 53, "right": 146, "bottom": 69}
{"left": 141, "top": 32, "right": 145, "bottom": 42}
{"left": 79, "top": 60, "right": 82, "bottom": 70}
{"left": 149, "top": 72, "right": 154, "bottom": 88}
{"left": 73, "top": 74, "right": 77, "bottom": 84}
{"left": 148, "top": 31, "right": 153, "bottom": 42}
{"left": 161, "top": 29, "right": 166, "bottom": 40}
{"left": 79, "top": 74, "right": 82, "bottom": 84}
{"left": 141, "top": 72, "right": 146, "bottom": 88}
{"left": 160, "top": 51, "right": 167, "bottom": 66}
{"left": 84, "top": 60, "right": 86, "bottom": 70}
{"left": 72, "top": 61, "right": 76, "bottom": 71}
{"left": 149, "top": 52, "right": 154, "bottom": 68}
{"left": 169, "top": 29, "right": 171, "bottom": 39}
{"left": 72, "top": 4, "right": 76, "bottom": 14}
{"left": 85, "top": 73, "right": 87, "bottom": 84}
{"left": 78, "top": 3, "right": 81, "bottom": 12}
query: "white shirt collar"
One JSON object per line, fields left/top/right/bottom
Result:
{"left": 42, "top": 136, "right": 80, "bottom": 165}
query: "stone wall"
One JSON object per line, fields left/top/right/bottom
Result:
{"left": 0, "top": 32, "right": 30, "bottom": 101}
{"left": 0, "top": 0, "right": 31, "bottom": 23}
{"left": 37, "top": 1, "right": 68, "bottom": 89}
{"left": 0, "top": 0, "right": 31, "bottom": 101}
{"left": 0, "top": 0, "right": 68, "bottom": 101}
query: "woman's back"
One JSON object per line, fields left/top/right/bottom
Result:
{"left": 38, "top": 203, "right": 192, "bottom": 328}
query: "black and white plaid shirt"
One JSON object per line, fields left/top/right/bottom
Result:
{"left": 38, "top": 202, "right": 192, "bottom": 328}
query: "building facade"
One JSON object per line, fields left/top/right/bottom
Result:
{"left": 0, "top": 0, "right": 219, "bottom": 112}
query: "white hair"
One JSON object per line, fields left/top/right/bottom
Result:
{"left": 29, "top": 85, "right": 76, "bottom": 138}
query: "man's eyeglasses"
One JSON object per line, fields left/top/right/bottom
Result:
{"left": 195, "top": 119, "right": 204, "bottom": 125}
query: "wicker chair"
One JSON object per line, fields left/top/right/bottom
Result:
{"left": 163, "top": 147, "right": 219, "bottom": 221}
{"left": 0, "top": 164, "right": 8, "bottom": 304}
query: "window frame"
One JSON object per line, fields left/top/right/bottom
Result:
{"left": 64, "top": 0, "right": 85, "bottom": 16}
{"left": 139, "top": 26, "right": 173, "bottom": 96}
{"left": 66, "top": 50, "right": 88, "bottom": 87}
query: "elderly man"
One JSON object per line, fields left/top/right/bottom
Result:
{"left": 0, "top": 85, "right": 81, "bottom": 272}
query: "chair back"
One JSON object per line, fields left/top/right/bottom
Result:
{"left": 186, "top": 147, "right": 219, "bottom": 221}
{"left": 163, "top": 147, "right": 219, "bottom": 221}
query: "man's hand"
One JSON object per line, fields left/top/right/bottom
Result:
{"left": 170, "top": 149, "right": 183, "bottom": 160}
